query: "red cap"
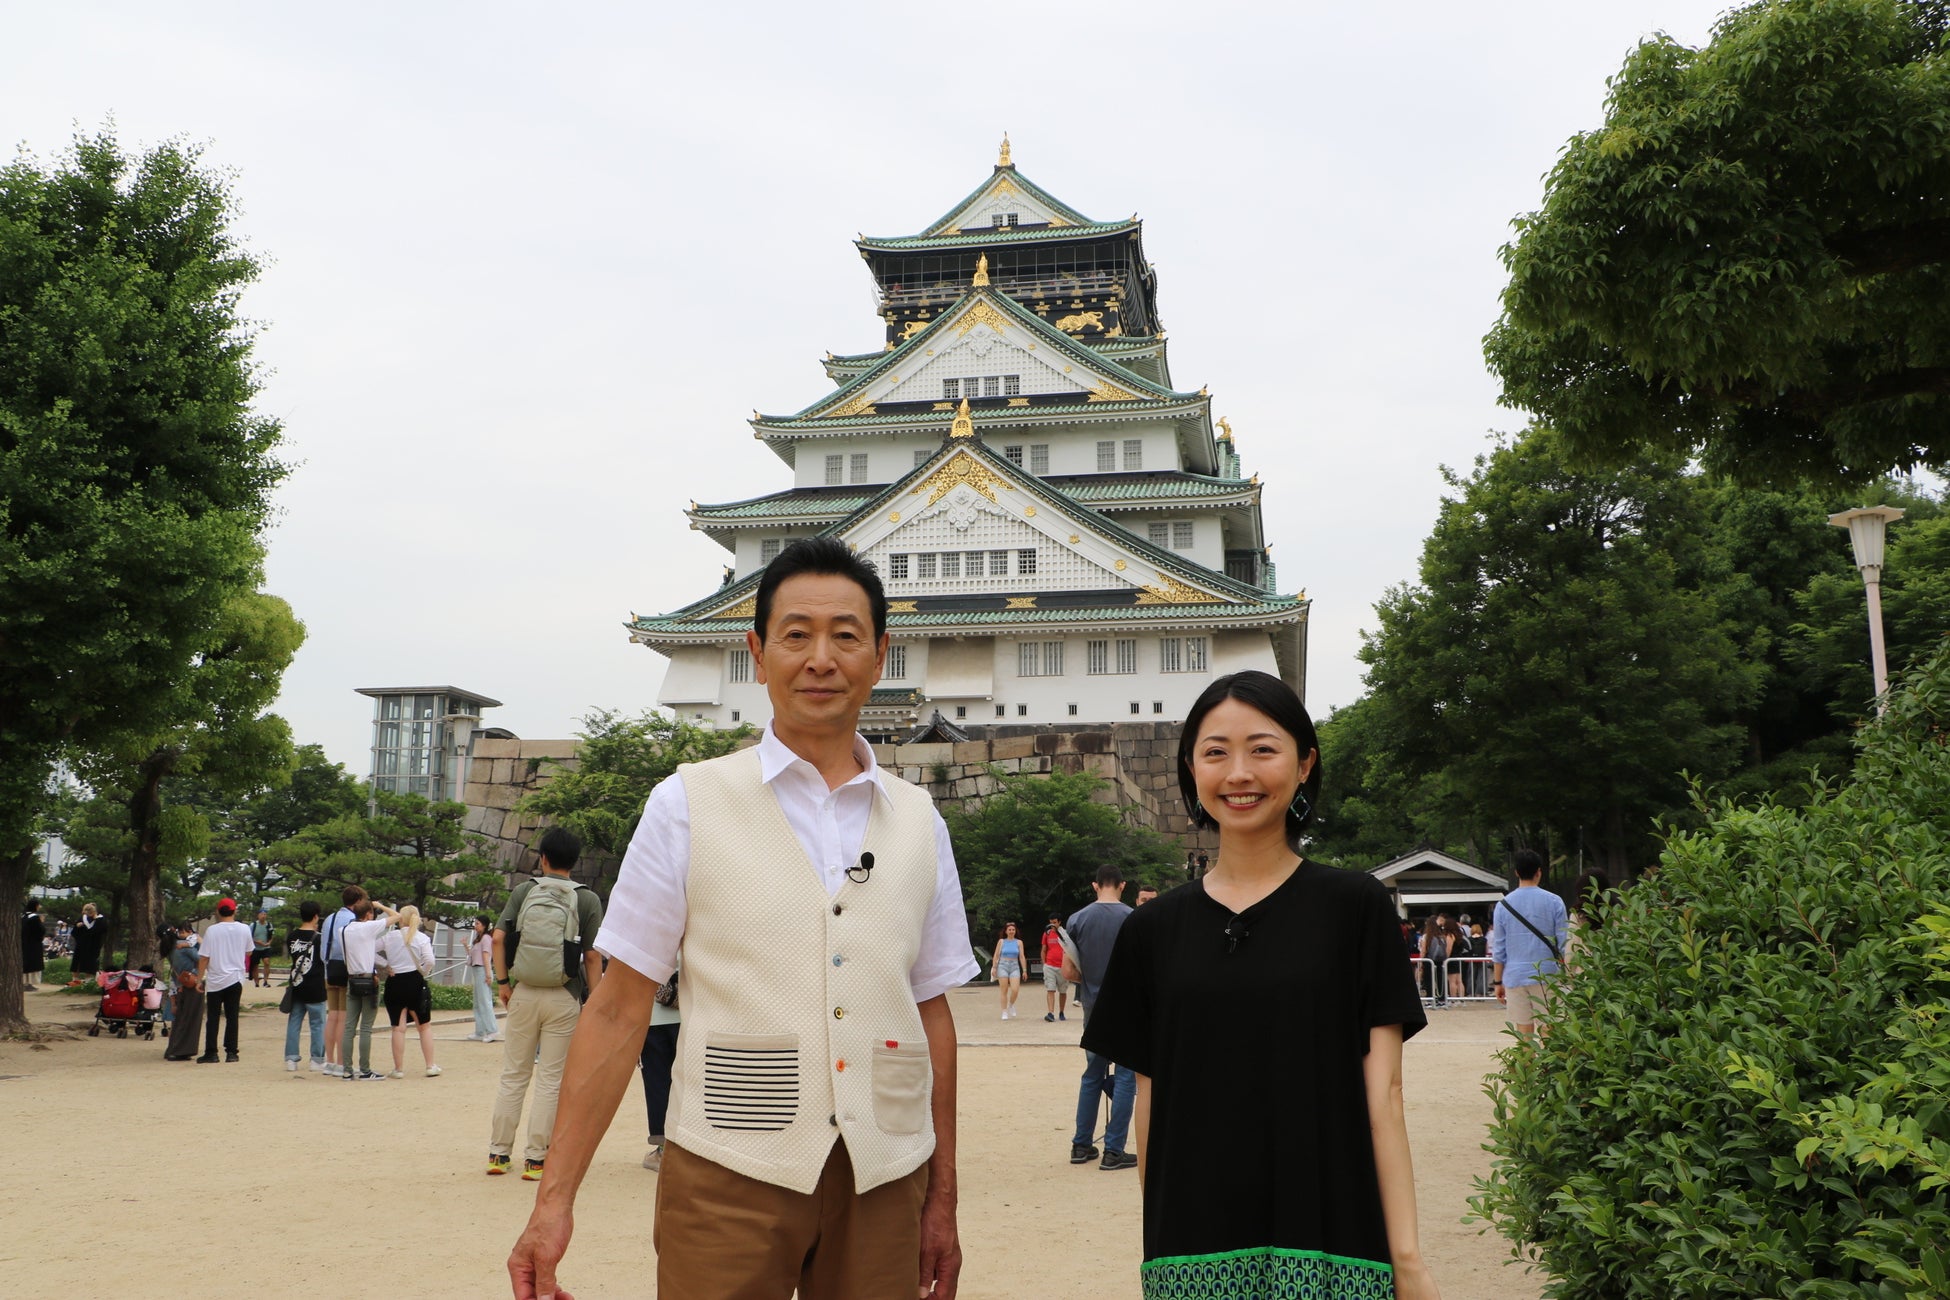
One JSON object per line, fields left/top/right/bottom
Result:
{"left": 218, "top": 898, "right": 237, "bottom": 912}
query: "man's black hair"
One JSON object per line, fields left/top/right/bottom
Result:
{"left": 538, "top": 826, "right": 582, "bottom": 874}
{"left": 753, "top": 536, "right": 888, "bottom": 643}
{"left": 1513, "top": 849, "right": 1546, "bottom": 881}
{"left": 299, "top": 900, "right": 321, "bottom": 922}
{"left": 1093, "top": 864, "right": 1126, "bottom": 889}
{"left": 1177, "top": 670, "right": 1323, "bottom": 848}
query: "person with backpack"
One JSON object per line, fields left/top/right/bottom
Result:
{"left": 487, "top": 827, "right": 602, "bottom": 1180}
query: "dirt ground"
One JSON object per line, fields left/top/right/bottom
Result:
{"left": 0, "top": 982, "right": 1542, "bottom": 1299}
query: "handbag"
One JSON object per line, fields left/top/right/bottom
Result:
{"left": 348, "top": 972, "right": 378, "bottom": 998}
{"left": 278, "top": 984, "right": 295, "bottom": 1015}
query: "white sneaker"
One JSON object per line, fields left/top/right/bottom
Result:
{"left": 285, "top": 1059, "right": 298, "bottom": 1072}
{"left": 425, "top": 1064, "right": 442, "bottom": 1077}
{"left": 461, "top": 1034, "right": 480, "bottom": 1041}
{"left": 386, "top": 1069, "right": 405, "bottom": 1079}
{"left": 309, "top": 1061, "right": 326, "bottom": 1072}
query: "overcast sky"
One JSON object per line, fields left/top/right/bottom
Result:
{"left": 8, "top": 1, "right": 1740, "bottom": 777}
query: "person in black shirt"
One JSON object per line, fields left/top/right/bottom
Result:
{"left": 284, "top": 902, "right": 330, "bottom": 1071}
{"left": 69, "top": 904, "right": 107, "bottom": 985}
{"left": 1082, "top": 671, "right": 1441, "bottom": 1299}
{"left": 21, "top": 904, "right": 47, "bottom": 991}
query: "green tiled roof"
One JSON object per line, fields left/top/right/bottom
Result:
{"left": 763, "top": 287, "right": 1199, "bottom": 428}
{"left": 758, "top": 396, "right": 1206, "bottom": 433}
{"left": 688, "top": 473, "right": 1255, "bottom": 527}
{"left": 858, "top": 220, "right": 1138, "bottom": 252}
{"left": 690, "top": 487, "right": 872, "bottom": 520}
{"left": 1085, "top": 335, "right": 1165, "bottom": 353}
{"left": 631, "top": 599, "right": 1306, "bottom": 639}
{"left": 910, "top": 166, "right": 1097, "bottom": 237}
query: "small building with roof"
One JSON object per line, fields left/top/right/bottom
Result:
{"left": 1368, "top": 847, "right": 1509, "bottom": 924}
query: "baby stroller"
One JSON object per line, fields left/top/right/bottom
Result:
{"left": 89, "top": 968, "right": 164, "bottom": 1039}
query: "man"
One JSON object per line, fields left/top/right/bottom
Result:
{"left": 320, "top": 885, "right": 364, "bottom": 1077}
{"left": 1040, "top": 916, "right": 1070, "bottom": 1023}
{"left": 338, "top": 897, "right": 400, "bottom": 1080}
{"left": 1491, "top": 850, "right": 1570, "bottom": 1037}
{"left": 1134, "top": 886, "right": 1158, "bottom": 907}
{"left": 1065, "top": 866, "right": 1137, "bottom": 1171}
{"left": 195, "top": 899, "right": 254, "bottom": 1063}
{"left": 487, "top": 827, "right": 603, "bottom": 1181}
{"left": 507, "top": 537, "right": 978, "bottom": 1300}
{"left": 250, "top": 908, "right": 274, "bottom": 987}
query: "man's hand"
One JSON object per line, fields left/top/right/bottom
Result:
{"left": 499, "top": 981, "right": 512, "bottom": 1007}
{"left": 917, "top": 1190, "right": 961, "bottom": 1299}
{"left": 508, "top": 1204, "right": 576, "bottom": 1300}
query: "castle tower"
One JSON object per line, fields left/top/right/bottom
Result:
{"left": 629, "top": 143, "right": 1308, "bottom": 739}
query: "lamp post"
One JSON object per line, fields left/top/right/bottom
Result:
{"left": 1827, "top": 506, "right": 1905, "bottom": 715}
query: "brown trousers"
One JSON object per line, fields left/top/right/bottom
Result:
{"left": 654, "top": 1139, "right": 929, "bottom": 1299}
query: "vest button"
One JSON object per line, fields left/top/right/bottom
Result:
{"left": 832, "top": 955, "right": 843, "bottom": 966}
{"left": 833, "top": 904, "right": 843, "bottom": 916}
{"left": 833, "top": 1006, "right": 845, "bottom": 1019}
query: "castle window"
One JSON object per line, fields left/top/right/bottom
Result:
{"left": 1029, "top": 444, "right": 1049, "bottom": 474}
{"left": 887, "top": 644, "right": 907, "bottom": 678}
{"left": 761, "top": 538, "right": 782, "bottom": 564}
{"left": 996, "top": 704, "right": 1006, "bottom": 717}
{"left": 1123, "top": 439, "right": 1143, "bottom": 470}
{"left": 1148, "top": 523, "right": 1169, "bottom": 546}
{"left": 728, "top": 649, "right": 752, "bottom": 684}
{"left": 942, "top": 379, "right": 959, "bottom": 400}
{"left": 1153, "top": 701, "right": 1164, "bottom": 714}
{"left": 850, "top": 453, "right": 869, "bottom": 484}
{"left": 1130, "top": 701, "right": 1141, "bottom": 715}
{"left": 1172, "top": 521, "right": 1194, "bottom": 550}
{"left": 915, "top": 448, "right": 931, "bottom": 468}
{"left": 989, "top": 551, "right": 1009, "bottom": 576}
{"left": 1097, "top": 440, "right": 1116, "bottom": 471}
{"left": 966, "top": 551, "right": 985, "bottom": 575}
{"left": 889, "top": 553, "right": 909, "bottom": 580}
{"left": 1005, "top": 375, "right": 1022, "bottom": 396}
{"left": 825, "top": 454, "right": 844, "bottom": 485}
{"left": 941, "top": 552, "right": 961, "bottom": 579}
{"left": 1160, "top": 636, "right": 1209, "bottom": 673}
{"left": 1116, "top": 638, "right": 1137, "bottom": 674}
{"left": 1068, "top": 703, "right": 1079, "bottom": 717}
{"left": 1017, "top": 549, "right": 1037, "bottom": 575}
{"left": 990, "top": 213, "right": 1019, "bottom": 227}
{"left": 1017, "top": 704, "right": 1028, "bottom": 716}
{"left": 982, "top": 375, "right": 1001, "bottom": 398}
{"left": 1004, "top": 444, "right": 1024, "bottom": 466}
{"left": 1087, "top": 640, "right": 1109, "bottom": 675}
{"left": 917, "top": 553, "right": 937, "bottom": 579}
{"left": 1019, "top": 641, "right": 1064, "bottom": 677}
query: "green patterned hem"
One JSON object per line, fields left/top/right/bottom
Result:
{"left": 1140, "top": 1246, "right": 1394, "bottom": 1299}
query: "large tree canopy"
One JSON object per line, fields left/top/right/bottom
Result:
{"left": 1488, "top": 0, "right": 1950, "bottom": 484}
{"left": 0, "top": 132, "right": 282, "bottom": 1030}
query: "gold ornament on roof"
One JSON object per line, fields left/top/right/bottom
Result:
{"left": 1217, "top": 417, "right": 1233, "bottom": 439}
{"left": 1135, "top": 577, "right": 1210, "bottom": 606}
{"left": 949, "top": 398, "right": 974, "bottom": 439}
{"left": 972, "top": 254, "right": 990, "bottom": 288}
{"left": 1087, "top": 379, "right": 1137, "bottom": 403}
{"left": 1006, "top": 596, "right": 1037, "bottom": 609}
{"left": 828, "top": 390, "right": 877, "bottom": 419}
{"left": 913, "top": 449, "right": 1001, "bottom": 506}
{"left": 888, "top": 600, "right": 918, "bottom": 613}
{"left": 998, "top": 133, "right": 1012, "bottom": 167}
{"left": 708, "top": 596, "right": 757, "bottom": 621}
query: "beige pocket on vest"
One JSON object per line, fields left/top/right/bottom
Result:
{"left": 702, "top": 1032, "right": 800, "bottom": 1131}
{"left": 871, "top": 1041, "right": 931, "bottom": 1136}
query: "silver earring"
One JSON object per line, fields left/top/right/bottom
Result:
{"left": 1289, "top": 788, "right": 1312, "bottom": 821}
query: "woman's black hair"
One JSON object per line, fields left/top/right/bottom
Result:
{"left": 1571, "top": 869, "right": 1612, "bottom": 928}
{"left": 1177, "top": 670, "right": 1323, "bottom": 848}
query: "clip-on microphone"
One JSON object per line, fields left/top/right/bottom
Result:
{"left": 846, "top": 852, "right": 875, "bottom": 884}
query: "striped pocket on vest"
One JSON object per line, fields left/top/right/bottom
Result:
{"left": 702, "top": 1032, "right": 800, "bottom": 1131}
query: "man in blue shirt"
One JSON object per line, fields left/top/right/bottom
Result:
{"left": 1490, "top": 850, "right": 1569, "bottom": 1037}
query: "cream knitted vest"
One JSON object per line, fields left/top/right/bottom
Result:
{"left": 670, "top": 746, "right": 940, "bottom": 1194}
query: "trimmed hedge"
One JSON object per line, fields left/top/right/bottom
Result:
{"left": 1472, "top": 640, "right": 1950, "bottom": 1298}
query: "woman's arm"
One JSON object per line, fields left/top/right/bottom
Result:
{"left": 1133, "top": 1072, "right": 1151, "bottom": 1191}
{"left": 1364, "top": 1024, "right": 1441, "bottom": 1300}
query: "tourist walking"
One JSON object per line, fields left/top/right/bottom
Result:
{"left": 1491, "top": 851, "right": 1569, "bottom": 1038}
{"left": 68, "top": 904, "right": 106, "bottom": 986}
{"left": 1041, "top": 917, "right": 1069, "bottom": 1022}
{"left": 250, "top": 909, "right": 274, "bottom": 987}
{"left": 338, "top": 898, "right": 400, "bottom": 1081}
{"left": 284, "top": 901, "right": 329, "bottom": 1071}
{"left": 164, "top": 921, "right": 204, "bottom": 1061}
{"left": 1083, "top": 670, "right": 1441, "bottom": 1298}
{"left": 380, "top": 905, "right": 441, "bottom": 1079}
{"left": 320, "top": 885, "right": 364, "bottom": 1077}
{"left": 195, "top": 900, "right": 254, "bottom": 1063}
{"left": 993, "top": 921, "right": 1027, "bottom": 1019}
{"left": 487, "top": 828, "right": 602, "bottom": 1179}
{"left": 1066, "top": 867, "right": 1137, "bottom": 1171}
{"left": 464, "top": 915, "right": 500, "bottom": 1041}
{"left": 637, "top": 963, "right": 680, "bottom": 1172}
{"left": 505, "top": 539, "right": 977, "bottom": 1300}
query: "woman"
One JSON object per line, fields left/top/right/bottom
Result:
{"left": 1565, "top": 869, "right": 1611, "bottom": 974}
{"left": 69, "top": 904, "right": 107, "bottom": 987}
{"left": 1083, "top": 670, "right": 1441, "bottom": 1299}
{"left": 164, "top": 921, "right": 204, "bottom": 1061}
{"left": 993, "top": 921, "right": 1027, "bottom": 1019}
{"left": 379, "top": 905, "right": 441, "bottom": 1078}
{"left": 1443, "top": 917, "right": 1471, "bottom": 1004}
{"left": 1468, "top": 923, "right": 1489, "bottom": 996}
{"left": 1419, "top": 917, "right": 1449, "bottom": 1008}
{"left": 284, "top": 901, "right": 330, "bottom": 1071}
{"left": 464, "top": 915, "right": 500, "bottom": 1041}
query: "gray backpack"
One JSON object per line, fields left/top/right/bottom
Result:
{"left": 509, "top": 877, "right": 582, "bottom": 989}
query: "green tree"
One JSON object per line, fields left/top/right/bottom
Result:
{"left": 1358, "top": 429, "right": 1758, "bottom": 876}
{"left": 1789, "top": 502, "right": 1950, "bottom": 711}
{"left": 516, "top": 710, "right": 753, "bottom": 892}
{"left": 0, "top": 133, "right": 282, "bottom": 1029}
{"left": 272, "top": 789, "right": 504, "bottom": 928}
{"left": 1311, "top": 695, "right": 1474, "bottom": 871}
{"left": 68, "top": 591, "right": 302, "bottom": 966}
{"left": 1487, "top": 0, "right": 1950, "bottom": 484}
{"left": 946, "top": 768, "right": 1179, "bottom": 954}
{"left": 1471, "top": 637, "right": 1950, "bottom": 1298}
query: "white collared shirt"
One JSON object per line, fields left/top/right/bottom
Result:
{"left": 597, "top": 724, "right": 978, "bottom": 1003}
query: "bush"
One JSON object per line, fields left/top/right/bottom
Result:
{"left": 37, "top": 958, "right": 71, "bottom": 985}
{"left": 428, "top": 983, "right": 474, "bottom": 1012}
{"left": 1471, "top": 639, "right": 1950, "bottom": 1298}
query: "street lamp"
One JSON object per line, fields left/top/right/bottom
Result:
{"left": 1828, "top": 505, "right": 1905, "bottom": 715}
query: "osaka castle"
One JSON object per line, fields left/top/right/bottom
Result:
{"left": 628, "top": 139, "right": 1309, "bottom": 739}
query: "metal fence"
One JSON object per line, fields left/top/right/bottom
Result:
{"left": 1410, "top": 955, "right": 1498, "bottom": 1006}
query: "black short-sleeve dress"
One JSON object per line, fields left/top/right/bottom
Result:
{"left": 1081, "top": 861, "right": 1426, "bottom": 1299}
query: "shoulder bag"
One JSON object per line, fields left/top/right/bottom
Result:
{"left": 1497, "top": 897, "right": 1563, "bottom": 963}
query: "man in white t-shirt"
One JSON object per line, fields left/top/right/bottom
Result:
{"left": 196, "top": 899, "right": 255, "bottom": 1063}
{"left": 338, "top": 899, "right": 400, "bottom": 1080}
